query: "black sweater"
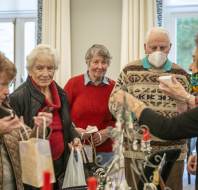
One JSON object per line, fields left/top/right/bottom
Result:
{"left": 139, "top": 107, "right": 198, "bottom": 189}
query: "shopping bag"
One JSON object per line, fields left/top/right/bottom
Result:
{"left": 62, "top": 148, "right": 87, "bottom": 189}
{"left": 19, "top": 117, "right": 55, "bottom": 187}
{"left": 82, "top": 136, "right": 106, "bottom": 180}
{"left": 82, "top": 147, "right": 106, "bottom": 180}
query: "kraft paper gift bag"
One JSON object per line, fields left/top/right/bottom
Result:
{"left": 19, "top": 117, "right": 55, "bottom": 187}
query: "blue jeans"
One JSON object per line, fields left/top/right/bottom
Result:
{"left": 96, "top": 152, "right": 114, "bottom": 167}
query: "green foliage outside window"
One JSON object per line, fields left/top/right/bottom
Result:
{"left": 177, "top": 17, "right": 198, "bottom": 72}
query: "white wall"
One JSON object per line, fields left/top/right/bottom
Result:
{"left": 70, "top": 0, "right": 122, "bottom": 81}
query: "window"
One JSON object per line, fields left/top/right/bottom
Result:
{"left": 24, "top": 21, "right": 37, "bottom": 79}
{"left": 0, "top": 21, "right": 14, "bottom": 61}
{"left": 164, "top": 0, "right": 198, "bottom": 72}
{"left": 0, "top": 0, "right": 37, "bottom": 90}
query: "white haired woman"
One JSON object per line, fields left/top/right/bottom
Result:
{"left": 9, "top": 44, "right": 81, "bottom": 190}
{"left": 0, "top": 52, "right": 52, "bottom": 190}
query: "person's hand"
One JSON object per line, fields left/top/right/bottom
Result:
{"left": 0, "top": 116, "right": 21, "bottom": 135}
{"left": 187, "top": 155, "right": 197, "bottom": 175}
{"left": 75, "top": 127, "right": 92, "bottom": 140}
{"left": 159, "top": 76, "right": 190, "bottom": 102}
{"left": 92, "top": 129, "right": 109, "bottom": 147}
{"left": 112, "top": 89, "right": 146, "bottom": 119}
{"left": 68, "top": 138, "right": 82, "bottom": 150}
{"left": 33, "top": 112, "right": 53, "bottom": 128}
{"left": 113, "top": 90, "right": 126, "bottom": 106}
{"left": 176, "top": 101, "right": 188, "bottom": 114}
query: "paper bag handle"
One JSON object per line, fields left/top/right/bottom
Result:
{"left": 36, "top": 116, "right": 46, "bottom": 139}
{"left": 83, "top": 136, "right": 99, "bottom": 166}
{"left": 19, "top": 122, "right": 30, "bottom": 141}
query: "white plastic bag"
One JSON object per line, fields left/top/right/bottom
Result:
{"left": 62, "top": 148, "right": 86, "bottom": 188}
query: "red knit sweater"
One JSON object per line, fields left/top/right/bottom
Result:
{"left": 64, "top": 74, "right": 115, "bottom": 152}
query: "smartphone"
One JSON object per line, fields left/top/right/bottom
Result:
{"left": 0, "top": 106, "right": 15, "bottom": 119}
{"left": 159, "top": 75, "right": 173, "bottom": 85}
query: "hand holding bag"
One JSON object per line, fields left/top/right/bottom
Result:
{"left": 62, "top": 148, "right": 87, "bottom": 190}
{"left": 19, "top": 117, "right": 55, "bottom": 187}
{"left": 82, "top": 138, "right": 106, "bottom": 180}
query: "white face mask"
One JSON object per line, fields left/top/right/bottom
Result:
{"left": 148, "top": 51, "right": 167, "bottom": 68}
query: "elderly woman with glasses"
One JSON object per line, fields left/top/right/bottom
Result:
{"left": 9, "top": 44, "right": 81, "bottom": 190}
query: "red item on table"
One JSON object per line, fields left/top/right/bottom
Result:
{"left": 143, "top": 129, "right": 151, "bottom": 141}
{"left": 87, "top": 177, "right": 97, "bottom": 190}
{"left": 41, "top": 171, "right": 53, "bottom": 190}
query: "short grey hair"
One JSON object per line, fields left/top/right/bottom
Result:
{"left": 85, "top": 44, "right": 112, "bottom": 65}
{"left": 26, "top": 44, "right": 59, "bottom": 72}
{"left": 145, "top": 27, "right": 171, "bottom": 44}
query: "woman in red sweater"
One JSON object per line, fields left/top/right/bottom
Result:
{"left": 64, "top": 44, "right": 116, "bottom": 166}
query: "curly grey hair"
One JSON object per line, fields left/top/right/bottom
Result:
{"left": 26, "top": 44, "right": 59, "bottom": 72}
{"left": 85, "top": 44, "right": 112, "bottom": 65}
